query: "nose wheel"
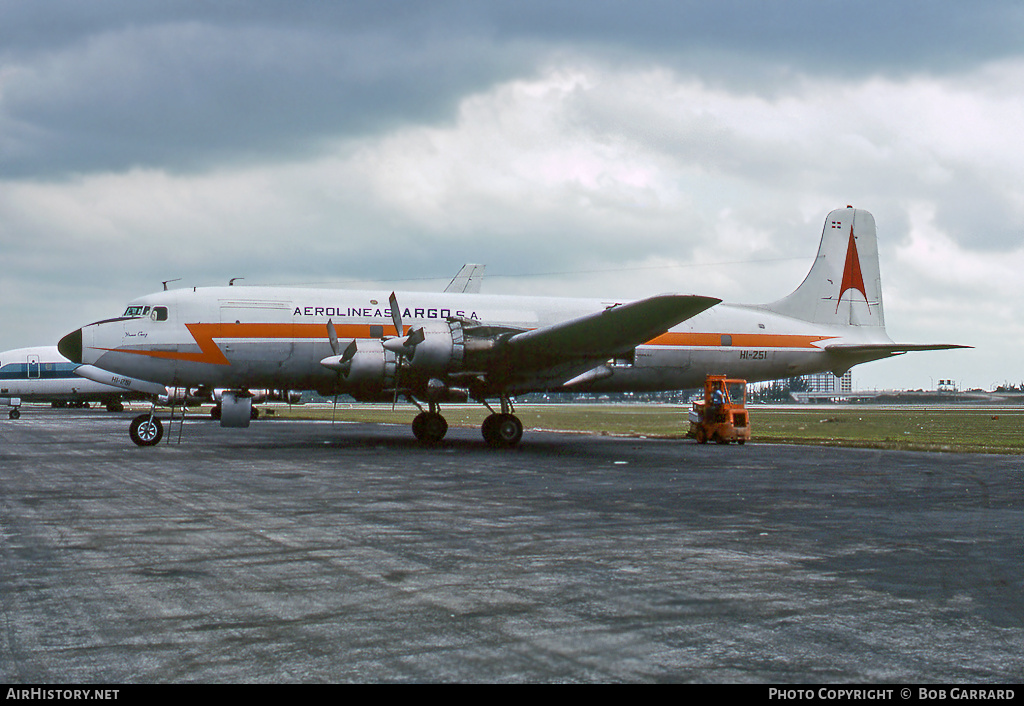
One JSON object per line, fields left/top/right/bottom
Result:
{"left": 129, "top": 413, "right": 164, "bottom": 446}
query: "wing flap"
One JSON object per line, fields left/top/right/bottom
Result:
{"left": 503, "top": 294, "right": 720, "bottom": 371}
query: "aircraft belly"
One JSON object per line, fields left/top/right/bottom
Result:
{"left": 583, "top": 346, "right": 832, "bottom": 392}
{"left": 204, "top": 341, "right": 319, "bottom": 389}
{"left": 685, "top": 347, "right": 825, "bottom": 384}
{"left": 573, "top": 347, "right": 696, "bottom": 393}
{"left": 94, "top": 349, "right": 176, "bottom": 387}
{"left": 629, "top": 347, "right": 698, "bottom": 390}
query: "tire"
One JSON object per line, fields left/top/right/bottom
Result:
{"left": 129, "top": 414, "right": 163, "bottom": 447}
{"left": 482, "top": 413, "right": 523, "bottom": 448}
{"left": 412, "top": 412, "right": 448, "bottom": 443}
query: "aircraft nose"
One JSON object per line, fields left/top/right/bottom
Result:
{"left": 58, "top": 328, "right": 83, "bottom": 364}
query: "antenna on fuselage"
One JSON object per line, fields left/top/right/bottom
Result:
{"left": 229, "top": 278, "right": 244, "bottom": 286}
{"left": 162, "top": 279, "right": 181, "bottom": 291}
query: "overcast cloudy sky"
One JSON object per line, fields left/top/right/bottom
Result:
{"left": 3, "top": 1, "right": 1022, "bottom": 391}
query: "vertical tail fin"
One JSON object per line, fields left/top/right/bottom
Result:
{"left": 444, "top": 264, "right": 486, "bottom": 293}
{"left": 762, "top": 207, "right": 885, "bottom": 328}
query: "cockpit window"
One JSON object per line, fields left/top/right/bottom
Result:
{"left": 123, "top": 305, "right": 150, "bottom": 317}
{"left": 151, "top": 306, "right": 168, "bottom": 322}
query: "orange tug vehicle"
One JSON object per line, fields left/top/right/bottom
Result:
{"left": 688, "top": 375, "right": 751, "bottom": 444}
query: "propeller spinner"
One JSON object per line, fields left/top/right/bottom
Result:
{"left": 320, "top": 319, "right": 358, "bottom": 375}
{"left": 382, "top": 292, "right": 425, "bottom": 360}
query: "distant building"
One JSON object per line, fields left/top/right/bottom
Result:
{"left": 804, "top": 370, "right": 853, "bottom": 394}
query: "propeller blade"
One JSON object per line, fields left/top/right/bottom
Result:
{"left": 339, "top": 339, "right": 357, "bottom": 375}
{"left": 389, "top": 292, "right": 403, "bottom": 337}
{"left": 392, "top": 355, "right": 402, "bottom": 410}
{"left": 327, "top": 319, "right": 340, "bottom": 356}
{"left": 406, "top": 327, "right": 425, "bottom": 347}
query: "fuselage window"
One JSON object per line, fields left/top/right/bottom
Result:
{"left": 151, "top": 306, "right": 169, "bottom": 322}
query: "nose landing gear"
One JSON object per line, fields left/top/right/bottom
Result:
{"left": 129, "top": 412, "right": 164, "bottom": 447}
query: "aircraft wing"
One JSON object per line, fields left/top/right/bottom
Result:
{"left": 500, "top": 294, "right": 720, "bottom": 376}
{"left": 444, "top": 264, "right": 485, "bottom": 293}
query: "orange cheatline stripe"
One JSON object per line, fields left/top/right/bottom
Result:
{"left": 92, "top": 322, "right": 384, "bottom": 366}
{"left": 647, "top": 332, "right": 835, "bottom": 348}
{"left": 92, "top": 323, "right": 835, "bottom": 366}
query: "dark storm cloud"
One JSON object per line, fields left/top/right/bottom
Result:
{"left": 486, "top": 0, "right": 1024, "bottom": 74}
{"left": 3, "top": 0, "right": 1022, "bottom": 178}
{"left": 0, "top": 3, "right": 525, "bottom": 177}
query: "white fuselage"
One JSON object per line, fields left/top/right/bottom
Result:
{"left": 0, "top": 346, "right": 130, "bottom": 403}
{"left": 72, "top": 286, "right": 892, "bottom": 398}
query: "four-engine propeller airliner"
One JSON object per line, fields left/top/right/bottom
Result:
{"left": 58, "top": 207, "right": 965, "bottom": 447}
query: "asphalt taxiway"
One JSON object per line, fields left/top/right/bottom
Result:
{"left": 1, "top": 408, "right": 1022, "bottom": 683}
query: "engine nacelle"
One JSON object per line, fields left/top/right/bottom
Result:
{"left": 426, "top": 378, "right": 469, "bottom": 403}
{"left": 319, "top": 340, "right": 398, "bottom": 398}
{"left": 344, "top": 340, "right": 393, "bottom": 388}
{"left": 319, "top": 322, "right": 471, "bottom": 398}
{"left": 160, "top": 387, "right": 219, "bottom": 406}
{"left": 407, "top": 321, "right": 464, "bottom": 374}
{"left": 268, "top": 389, "right": 303, "bottom": 405}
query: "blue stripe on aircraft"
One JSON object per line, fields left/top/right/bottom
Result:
{"left": 0, "top": 363, "right": 81, "bottom": 380}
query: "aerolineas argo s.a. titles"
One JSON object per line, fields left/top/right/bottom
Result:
{"left": 58, "top": 207, "right": 965, "bottom": 447}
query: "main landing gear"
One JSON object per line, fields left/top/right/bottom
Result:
{"left": 125, "top": 396, "right": 527, "bottom": 448}
{"left": 480, "top": 412, "right": 523, "bottom": 447}
{"left": 408, "top": 396, "right": 524, "bottom": 448}
{"left": 411, "top": 408, "right": 448, "bottom": 444}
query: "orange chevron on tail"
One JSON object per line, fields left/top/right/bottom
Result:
{"left": 837, "top": 225, "right": 870, "bottom": 313}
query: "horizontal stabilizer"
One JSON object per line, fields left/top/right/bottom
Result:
{"left": 505, "top": 294, "right": 720, "bottom": 370}
{"left": 826, "top": 343, "right": 971, "bottom": 354}
{"left": 823, "top": 342, "right": 971, "bottom": 376}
